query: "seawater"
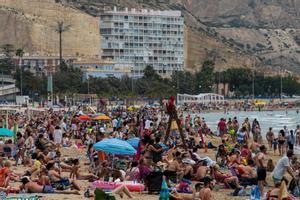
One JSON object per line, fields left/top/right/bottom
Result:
{"left": 187, "top": 110, "right": 300, "bottom": 136}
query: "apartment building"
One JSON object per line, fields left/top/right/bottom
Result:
{"left": 100, "top": 7, "right": 184, "bottom": 77}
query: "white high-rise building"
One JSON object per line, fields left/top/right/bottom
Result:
{"left": 100, "top": 7, "right": 184, "bottom": 77}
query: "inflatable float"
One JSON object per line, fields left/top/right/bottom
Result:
{"left": 92, "top": 180, "right": 145, "bottom": 192}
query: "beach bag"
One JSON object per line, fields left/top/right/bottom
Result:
{"left": 147, "top": 171, "right": 163, "bottom": 193}
{"left": 250, "top": 185, "right": 260, "bottom": 200}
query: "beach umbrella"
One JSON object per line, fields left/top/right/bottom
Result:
{"left": 77, "top": 115, "right": 91, "bottom": 121}
{"left": 0, "top": 128, "right": 13, "bottom": 137}
{"left": 127, "top": 106, "right": 134, "bottom": 111}
{"left": 126, "top": 137, "right": 140, "bottom": 149}
{"left": 93, "top": 115, "right": 110, "bottom": 120}
{"left": 93, "top": 138, "right": 136, "bottom": 155}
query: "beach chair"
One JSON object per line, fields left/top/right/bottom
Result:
{"left": 94, "top": 188, "right": 116, "bottom": 200}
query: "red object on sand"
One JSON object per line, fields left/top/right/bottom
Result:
{"left": 77, "top": 115, "right": 91, "bottom": 121}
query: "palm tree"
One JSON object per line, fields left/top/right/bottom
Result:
{"left": 16, "top": 48, "right": 24, "bottom": 96}
{"left": 55, "top": 21, "right": 71, "bottom": 69}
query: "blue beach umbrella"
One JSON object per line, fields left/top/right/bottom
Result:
{"left": 0, "top": 128, "right": 13, "bottom": 137}
{"left": 93, "top": 138, "right": 136, "bottom": 155}
{"left": 126, "top": 137, "right": 140, "bottom": 149}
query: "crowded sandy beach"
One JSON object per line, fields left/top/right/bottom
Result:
{"left": 0, "top": 99, "right": 298, "bottom": 200}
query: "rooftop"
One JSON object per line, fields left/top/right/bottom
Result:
{"left": 103, "top": 7, "right": 182, "bottom": 17}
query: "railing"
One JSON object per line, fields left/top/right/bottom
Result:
{"left": 0, "top": 84, "right": 19, "bottom": 96}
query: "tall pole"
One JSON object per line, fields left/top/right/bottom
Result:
{"left": 252, "top": 58, "right": 255, "bottom": 100}
{"left": 87, "top": 77, "right": 91, "bottom": 105}
{"left": 280, "top": 48, "right": 283, "bottom": 101}
{"left": 59, "top": 30, "right": 62, "bottom": 67}
{"left": 280, "top": 69, "right": 282, "bottom": 100}
{"left": 20, "top": 57, "right": 23, "bottom": 96}
{"left": 131, "top": 67, "right": 134, "bottom": 94}
{"left": 177, "top": 68, "right": 179, "bottom": 92}
{"left": 218, "top": 71, "right": 220, "bottom": 94}
{"left": 1, "top": 70, "right": 3, "bottom": 88}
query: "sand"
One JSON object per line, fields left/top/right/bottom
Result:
{"left": 6, "top": 136, "right": 297, "bottom": 200}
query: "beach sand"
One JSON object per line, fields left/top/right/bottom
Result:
{"left": 6, "top": 136, "right": 292, "bottom": 200}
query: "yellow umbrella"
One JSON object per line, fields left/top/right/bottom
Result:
{"left": 128, "top": 106, "right": 134, "bottom": 111}
{"left": 93, "top": 115, "right": 110, "bottom": 120}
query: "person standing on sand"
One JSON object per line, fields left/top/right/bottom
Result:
{"left": 254, "top": 145, "right": 267, "bottom": 196}
{"left": 287, "top": 130, "right": 295, "bottom": 151}
{"left": 295, "top": 125, "right": 300, "bottom": 146}
{"left": 271, "top": 150, "right": 296, "bottom": 184}
{"left": 278, "top": 130, "right": 286, "bottom": 156}
{"left": 217, "top": 118, "right": 226, "bottom": 137}
{"left": 266, "top": 127, "right": 274, "bottom": 149}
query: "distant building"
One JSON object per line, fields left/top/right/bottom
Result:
{"left": 72, "top": 59, "right": 132, "bottom": 79}
{"left": 100, "top": 7, "right": 184, "bottom": 77}
{"left": 12, "top": 56, "right": 74, "bottom": 75}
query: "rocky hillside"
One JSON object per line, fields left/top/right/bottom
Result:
{"left": 0, "top": 0, "right": 100, "bottom": 58}
{"left": 64, "top": 0, "right": 300, "bottom": 73}
{"left": 1, "top": 0, "right": 300, "bottom": 73}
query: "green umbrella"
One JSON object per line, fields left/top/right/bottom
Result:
{"left": 0, "top": 128, "right": 13, "bottom": 137}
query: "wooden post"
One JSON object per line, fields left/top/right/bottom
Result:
{"left": 164, "top": 106, "right": 187, "bottom": 149}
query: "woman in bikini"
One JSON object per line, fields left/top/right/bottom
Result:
{"left": 278, "top": 130, "right": 286, "bottom": 156}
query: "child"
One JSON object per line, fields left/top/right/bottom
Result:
{"left": 266, "top": 159, "right": 275, "bottom": 172}
{"left": 272, "top": 138, "right": 278, "bottom": 154}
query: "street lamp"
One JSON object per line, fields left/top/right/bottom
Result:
{"left": 252, "top": 57, "right": 255, "bottom": 100}
{"left": 131, "top": 66, "right": 134, "bottom": 94}
{"left": 280, "top": 67, "right": 283, "bottom": 100}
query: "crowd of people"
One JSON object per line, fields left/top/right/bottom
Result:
{"left": 0, "top": 105, "right": 299, "bottom": 200}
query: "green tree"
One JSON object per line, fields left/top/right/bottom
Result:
{"left": 143, "top": 65, "right": 160, "bottom": 80}
{"left": 55, "top": 21, "right": 71, "bottom": 70}
{"left": 0, "top": 44, "right": 15, "bottom": 74}
{"left": 195, "top": 60, "right": 215, "bottom": 93}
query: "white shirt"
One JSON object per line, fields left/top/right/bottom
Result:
{"left": 145, "top": 119, "right": 152, "bottom": 129}
{"left": 53, "top": 129, "right": 63, "bottom": 144}
{"left": 112, "top": 119, "right": 118, "bottom": 128}
{"left": 271, "top": 156, "right": 290, "bottom": 180}
{"left": 60, "top": 122, "right": 66, "bottom": 133}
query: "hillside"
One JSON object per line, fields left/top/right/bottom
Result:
{"left": 0, "top": 0, "right": 100, "bottom": 58}
{"left": 1, "top": 0, "right": 299, "bottom": 73}
{"left": 65, "top": 0, "right": 300, "bottom": 73}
